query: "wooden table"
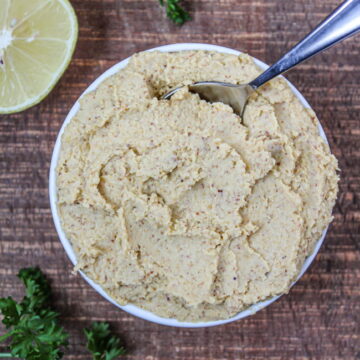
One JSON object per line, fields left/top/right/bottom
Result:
{"left": 1, "top": 0, "right": 359, "bottom": 358}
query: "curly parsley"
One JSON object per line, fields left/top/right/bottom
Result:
{"left": 0, "top": 268, "right": 126, "bottom": 359}
{"left": 84, "top": 322, "right": 126, "bottom": 360}
{"left": 159, "top": 0, "right": 191, "bottom": 25}
{"left": 0, "top": 267, "right": 69, "bottom": 359}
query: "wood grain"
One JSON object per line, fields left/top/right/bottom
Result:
{"left": 0, "top": 0, "right": 359, "bottom": 358}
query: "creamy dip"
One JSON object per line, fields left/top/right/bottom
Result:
{"left": 56, "top": 50, "right": 338, "bottom": 322}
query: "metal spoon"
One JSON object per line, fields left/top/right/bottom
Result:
{"left": 163, "top": 0, "right": 360, "bottom": 116}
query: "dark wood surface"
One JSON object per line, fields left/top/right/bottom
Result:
{"left": 1, "top": 0, "right": 359, "bottom": 359}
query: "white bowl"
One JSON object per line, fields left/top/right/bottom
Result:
{"left": 49, "top": 43, "right": 329, "bottom": 328}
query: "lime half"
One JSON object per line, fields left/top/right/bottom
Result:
{"left": 0, "top": 0, "right": 78, "bottom": 114}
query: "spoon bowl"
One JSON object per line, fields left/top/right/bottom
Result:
{"left": 163, "top": 82, "right": 254, "bottom": 116}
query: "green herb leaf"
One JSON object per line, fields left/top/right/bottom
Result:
{"left": 0, "top": 297, "right": 21, "bottom": 328}
{"left": 158, "top": 0, "right": 190, "bottom": 25}
{"left": 0, "top": 267, "right": 69, "bottom": 359}
{"left": 18, "top": 267, "right": 51, "bottom": 312}
{"left": 84, "top": 322, "right": 126, "bottom": 360}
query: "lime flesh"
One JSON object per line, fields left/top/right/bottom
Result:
{"left": 0, "top": 0, "right": 78, "bottom": 114}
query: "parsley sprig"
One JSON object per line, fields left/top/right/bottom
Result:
{"left": 0, "top": 268, "right": 126, "bottom": 359}
{"left": 159, "top": 0, "right": 190, "bottom": 25}
{"left": 0, "top": 267, "right": 68, "bottom": 359}
{"left": 84, "top": 322, "right": 126, "bottom": 360}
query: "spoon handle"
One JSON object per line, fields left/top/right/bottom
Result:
{"left": 249, "top": 0, "right": 360, "bottom": 89}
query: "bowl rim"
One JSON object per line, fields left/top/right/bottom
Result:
{"left": 49, "top": 42, "right": 329, "bottom": 328}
